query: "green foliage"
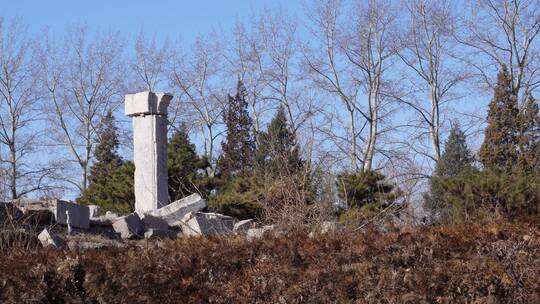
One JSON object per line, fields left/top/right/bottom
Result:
{"left": 425, "top": 124, "right": 473, "bottom": 222}
{"left": 256, "top": 106, "right": 304, "bottom": 176}
{"left": 436, "top": 169, "right": 540, "bottom": 223}
{"left": 77, "top": 112, "right": 134, "bottom": 214}
{"left": 336, "top": 170, "right": 396, "bottom": 210}
{"left": 209, "top": 176, "right": 263, "bottom": 220}
{"left": 217, "top": 80, "right": 256, "bottom": 179}
{"left": 168, "top": 124, "right": 210, "bottom": 201}
{"left": 480, "top": 66, "right": 521, "bottom": 172}
{"left": 516, "top": 95, "right": 540, "bottom": 174}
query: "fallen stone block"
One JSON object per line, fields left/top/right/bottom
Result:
{"left": 51, "top": 200, "right": 90, "bottom": 229}
{"left": 140, "top": 213, "right": 169, "bottom": 231}
{"left": 233, "top": 219, "right": 256, "bottom": 233}
{"left": 88, "top": 205, "right": 100, "bottom": 217}
{"left": 146, "top": 193, "right": 207, "bottom": 226}
{"left": 246, "top": 225, "right": 277, "bottom": 241}
{"left": 112, "top": 213, "right": 144, "bottom": 239}
{"left": 180, "top": 212, "right": 234, "bottom": 236}
{"left": 38, "top": 229, "right": 65, "bottom": 249}
{"left": 14, "top": 201, "right": 55, "bottom": 225}
{"left": 144, "top": 229, "right": 178, "bottom": 239}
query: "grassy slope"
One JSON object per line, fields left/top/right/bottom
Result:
{"left": 0, "top": 217, "right": 539, "bottom": 303}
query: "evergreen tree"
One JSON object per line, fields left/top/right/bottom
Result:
{"left": 257, "top": 106, "right": 304, "bottom": 176}
{"left": 516, "top": 95, "right": 540, "bottom": 174}
{"left": 480, "top": 65, "right": 520, "bottom": 172}
{"left": 424, "top": 124, "right": 473, "bottom": 221}
{"left": 78, "top": 111, "right": 134, "bottom": 214}
{"left": 168, "top": 123, "right": 209, "bottom": 201}
{"left": 217, "top": 80, "right": 256, "bottom": 178}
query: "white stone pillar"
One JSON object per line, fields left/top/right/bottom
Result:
{"left": 125, "top": 91, "right": 172, "bottom": 213}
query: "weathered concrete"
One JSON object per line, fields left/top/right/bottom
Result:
{"left": 52, "top": 200, "right": 90, "bottom": 229}
{"left": 125, "top": 91, "right": 173, "bottom": 213}
{"left": 38, "top": 229, "right": 65, "bottom": 248}
{"left": 246, "top": 225, "right": 277, "bottom": 241}
{"left": 146, "top": 193, "right": 207, "bottom": 226}
{"left": 233, "top": 219, "right": 256, "bottom": 233}
{"left": 88, "top": 205, "right": 100, "bottom": 217}
{"left": 180, "top": 212, "right": 234, "bottom": 236}
{"left": 140, "top": 213, "right": 169, "bottom": 231}
{"left": 112, "top": 213, "right": 144, "bottom": 239}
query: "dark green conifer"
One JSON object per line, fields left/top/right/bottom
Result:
{"left": 479, "top": 66, "right": 520, "bottom": 172}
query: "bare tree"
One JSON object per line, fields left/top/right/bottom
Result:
{"left": 396, "top": 0, "right": 466, "bottom": 163}
{"left": 0, "top": 18, "right": 54, "bottom": 199}
{"left": 459, "top": 0, "right": 540, "bottom": 102}
{"left": 305, "top": 0, "right": 398, "bottom": 172}
{"left": 39, "top": 26, "right": 125, "bottom": 193}
{"left": 342, "top": 0, "right": 398, "bottom": 172}
{"left": 170, "top": 35, "right": 225, "bottom": 175}
{"left": 131, "top": 31, "right": 172, "bottom": 92}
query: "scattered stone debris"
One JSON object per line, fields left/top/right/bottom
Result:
{"left": 146, "top": 193, "right": 207, "bottom": 226}
{"left": 88, "top": 205, "right": 100, "bottom": 217}
{"left": 144, "top": 228, "right": 178, "bottom": 239}
{"left": 246, "top": 225, "right": 277, "bottom": 241}
{"left": 233, "top": 219, "right": 256, "bottom": 233}
{"left": 38, "top": 229, "right": 65, "bottom": 249}
{"left": 140, "top": 213, "right": 169, "bottom": 231}
{"left": 112, "top": 213, "right": 144, "bottom": 239}
{"left": 181, "top": 212, "right": 234, "bottom": 236}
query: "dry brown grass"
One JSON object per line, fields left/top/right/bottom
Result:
{"left": 0, "top": 216, "right": 539, "bottom": 303}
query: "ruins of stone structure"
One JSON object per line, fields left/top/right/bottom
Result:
{"left": 125, "top": 91, "right": 173, "bottom": 213}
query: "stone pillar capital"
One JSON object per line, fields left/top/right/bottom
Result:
{"left": 125, "top": 91, "right": 172, "bottom": 117}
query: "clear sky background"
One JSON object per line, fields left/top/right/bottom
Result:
{"left": 0, "top": 0, "right": 304, "bottom": 41}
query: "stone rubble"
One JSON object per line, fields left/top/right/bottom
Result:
{"left": 38, "top": 228, "right": 65, "bottom": 249}
{"left": 112, "top": 213, "right": 144, "bottom": 239}
{"left": 146, "top": 193, "right": 207, "bottom": 226}
{"left": 180, "top": 212, "right": 234, "bottom": 236}
{"left": 233, "top": 219, "right": 256, "bottom": 233}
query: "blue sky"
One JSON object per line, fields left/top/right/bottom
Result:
{"left": 0, "top": 0, "right": 304, "bottom": 41}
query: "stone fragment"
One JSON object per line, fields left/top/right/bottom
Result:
{"left": 319, "top": 221, "right": 343, "bottom": 234}
{"left": 146, "top": 193, "right": 207, "bottom": 226}
{"left": 38, "top": 229, "right": 65, "bottom": 249}
{"left": 180, "top": 212, "right": 234, "bottom": 236}
{"left": 144, "top": 229, "right": 178, "bottom": 239}
{"left": 88, "top": 205, "right": 100, "bottom": 217}
{"left": 140, "top": 213, "right": 169, "bottom": 231}
{"left": 112, "top": 213, "right": 144, "bottom": 239}
{"left": 52, "top": 200, "right": 90, "bottom": 229}
{"left": 246, "top": 225, "right": 277, "bottom": 241}
{"left": 233, "top": 219, "right": 256, "bottom": 233}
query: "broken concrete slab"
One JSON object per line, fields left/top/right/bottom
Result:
{"left": 112, "top": 213, "right": 144, "bottom": 239}
{"left": 146, "top": 193, "right": 207, "bottom": 226}
{"left": 233, "top": 219, "right": 256, "bottom": 233}
{"left": 246, "top": 225, "right": 277, "bottom": 241}
{"left": 38, "top": 229, "right": 65, "bottom": 249}
{"left": 140, "top": 213, "right": 169, "bottom": 231}
{"left": 52, "top": 200, "right": 90, "bottom": 229}
{"left": 180, "top": 212, "right": 234, "bottom": 236}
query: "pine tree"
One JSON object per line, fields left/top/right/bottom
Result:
{"left": 168, "top": 123, "right": 209, "bottom": 201}
{"left": 257, "top": 106, "right": 304, "bottom": 176}
{"left": 77, "top": 111, "right": 134, "bottom": 214}
{"left": 217, "top": 80, "right": 256, "bottom": 178}
{"left": 516, "top": 95, "right": 540, "bottom": 174}
{"left": 424, "top": 124, "right": 473, "bottom": 221}
{"left": 480, "top": 65, "right": 520, "bottom": 172}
